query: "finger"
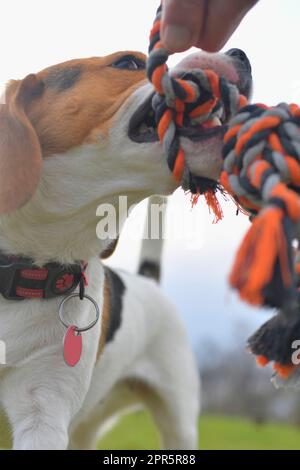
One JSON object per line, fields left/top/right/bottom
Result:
{"left": 161, "top": 0, "right": 205, "bottom": 53}
{"left": 196, "top": 0, "right": 258, "bottom": 52}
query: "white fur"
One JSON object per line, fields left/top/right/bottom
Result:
{"left": 70, "top": 272, "right": 200, "bottom": 450}
{"left": 0, "top": 80, "right": 201, "bottom": 450}
{"left": 0, "top": 261, "right": 200, "bottom": 450}
{"left": 0, "top": 50, "right": 243, "bottom": 448}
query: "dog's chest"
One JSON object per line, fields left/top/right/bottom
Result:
{"left": 0, "top": 299, "right": 64, "bottom": 365}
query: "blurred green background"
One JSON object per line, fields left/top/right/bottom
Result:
{"left": 98, "top": 411, "right": 300, "bottom": 451}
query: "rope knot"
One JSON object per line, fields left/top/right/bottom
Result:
{"left": 147, "top": 5, "right": 247, "bottom": 222}
{"left": 221, "top": 101, "right": 300, "bottom": 376}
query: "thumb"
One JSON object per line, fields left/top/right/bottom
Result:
{"left": 161, "top": 0, "right": 205, "bottom": 53}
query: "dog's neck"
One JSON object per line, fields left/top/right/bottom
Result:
{"left": 0, "top": 83, "right": 176, "bottom": 266}
{"left": 0, "top": 142, "right": 163, "bottom": 266}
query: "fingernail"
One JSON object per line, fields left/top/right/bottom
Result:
{"left": 162, "top": 25, "right": 193, "bottom": 52}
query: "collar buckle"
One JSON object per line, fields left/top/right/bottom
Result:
{"left": 0, "top": 259, "right": 29, "bottom": 300}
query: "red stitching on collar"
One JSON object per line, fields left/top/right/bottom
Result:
{"left": 20, "top": 268, "right": 48, "bottom": 281}
{"left": 15, "top": 286, "right": 44, "bottom": 298}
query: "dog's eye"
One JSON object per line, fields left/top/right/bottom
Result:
{"left": 111, "top": 55, "right": 146, "bottom": 71}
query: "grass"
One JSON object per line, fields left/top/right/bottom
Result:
{"left": 98, "top": 412, "right": 300, "bottom": 450}
{"left": 2, "top": 410, "right": 300, "bottom": 450}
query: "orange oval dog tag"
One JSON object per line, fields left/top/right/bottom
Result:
{"left": 63, "top": 326, "right": 82, "bottom": 367}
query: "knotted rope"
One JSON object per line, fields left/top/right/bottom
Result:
{"left": 221, "top": 103, "right": 300, "bottom": 307}
{"left": 222, "top": 103, "right": 300, "bottom": 377}
{"left": 147, "top": 4, "right": 247, "bottom": 221}
{"left": 147, "top": 4, "right": 300, "bottom": 379}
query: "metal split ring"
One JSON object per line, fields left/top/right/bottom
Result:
{"left": 58, "top": 293, "right": 100, "bottom": 333}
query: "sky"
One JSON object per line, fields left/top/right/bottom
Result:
{"left": 1, "top": 0, "right": 300, "bottom": 362}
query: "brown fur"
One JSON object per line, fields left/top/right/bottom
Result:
{"left": 96, "top": 276, "right": 111, "bottom": 361}
{"left": 0, "top": 51, "right": 147, "bottom": 213}
{"left": 0, "top": 75, "right": 43, "bottom": 213}
{"left": 100, "top": 238, "right": 119, "bottom": 260}
{"left": 18, "top": 52, "right": 147, "bottom": 156}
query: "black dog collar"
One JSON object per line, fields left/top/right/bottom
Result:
{"left": 0, "top": 253, "right": 87, "bottom": 301}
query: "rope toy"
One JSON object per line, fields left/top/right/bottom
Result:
{"left": 221, "top": 103, "right": 300, "bottom": 378}
{"left": 147, "top": 4, "right": 247, "bottom": 221}
{"left": 147, "top": 4, "right": 300, "bottom": 379}
{"left": 221, "top": 103, "right": 300, "bottom": 307}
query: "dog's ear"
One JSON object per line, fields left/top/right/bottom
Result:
{"left": 0, "top": 74, "right": 44, "bottom": 213}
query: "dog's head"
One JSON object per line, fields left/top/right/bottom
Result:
{"left": 0, "top": 49, "right": 252, "bottom": 262}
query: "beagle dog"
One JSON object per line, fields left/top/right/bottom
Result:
{"left": 0, "top": 49, "right": 252, "bottom": 450}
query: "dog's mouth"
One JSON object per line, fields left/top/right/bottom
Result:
{"left": 128, "top": 94, "right": 158, "bottom": 143}
{"left": 128, "top": 92, "right": 227, "bottom": 144}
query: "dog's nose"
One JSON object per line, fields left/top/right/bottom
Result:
{"left": 225, "top": 48, "right": 252, "bottom": 99}
{"left": 172, "top": 50, "right": 252, "bottom": 99}
{"left": 173, "top": 54, "right": 212, "bottom": 72}
{"left": 172, "top": 52, "right": 239, "bottom": 84}
{"left": 225, "top": 48, "right": 252, "bottom": 74}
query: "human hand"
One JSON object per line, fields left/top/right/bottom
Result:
{"left": 161, "top": 0, "right": 258, "bottom": 53}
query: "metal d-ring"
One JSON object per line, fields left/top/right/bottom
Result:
{"left": 58, "top": 293, "right": 100, "bottom": 333}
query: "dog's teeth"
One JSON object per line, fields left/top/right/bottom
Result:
{"left": 214, "top": 108, "right": 223, "bottom": 119}
{"left": 211, "top": 117, "right": 222, "bottom": 127}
